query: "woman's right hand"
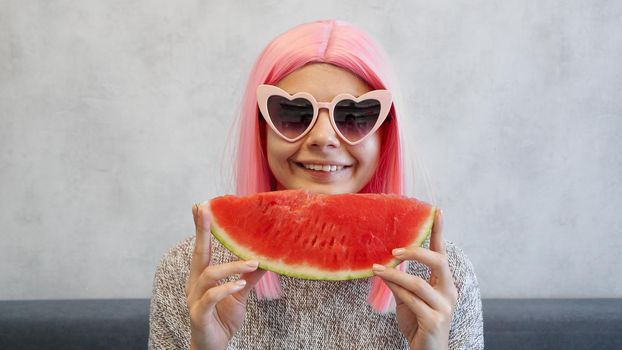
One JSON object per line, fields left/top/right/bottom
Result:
{"left": 187, "top": 203, "right": 266, "bottom": 350}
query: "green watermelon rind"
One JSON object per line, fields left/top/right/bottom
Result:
{"left": 208, "top": 206, "right": 436, "bottom": 281}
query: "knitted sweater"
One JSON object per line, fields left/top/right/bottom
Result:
{"left": 148, "top": 235, "right": 484, "bottom": 349}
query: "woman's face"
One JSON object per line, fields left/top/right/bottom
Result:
{"left": 265, "top": 63, "right": 382, "bottom": 194}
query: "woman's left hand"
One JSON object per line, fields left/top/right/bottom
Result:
{"left": 372, "top": 209, "right": 458, "bottom": 350}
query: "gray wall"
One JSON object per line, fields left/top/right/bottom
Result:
{"left": 1, "top": 0, "right": 621, "bottom": 300}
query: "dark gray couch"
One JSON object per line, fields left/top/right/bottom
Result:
{"left": 1, "top": 299, "right": 621, "bottom": 349}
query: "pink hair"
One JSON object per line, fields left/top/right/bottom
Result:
{"left": 233, "top": 20, "right": 406, "bottom": 313}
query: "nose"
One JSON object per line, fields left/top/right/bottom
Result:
{"left": 304, "top": 108, "right": 341, "bottom": 149}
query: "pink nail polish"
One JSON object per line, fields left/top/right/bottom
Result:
{"left": 372, "top": 264, "right": 386, "bottom": 272}
{"left": 392, "top": 248, "right": 405, "bottom": 256}
{"left": 235, "top": 280, "right": 247, "bottom": 289}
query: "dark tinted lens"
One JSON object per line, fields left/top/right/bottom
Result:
{"left": 333, "top": 99, "right": 381, "bottom": 142}
{"left": 267, "top": 96, "right": 314, "bottom": 139}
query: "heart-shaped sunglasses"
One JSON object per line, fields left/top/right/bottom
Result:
{"left": 257, "top": 84, "right": 392, "bottom": 145}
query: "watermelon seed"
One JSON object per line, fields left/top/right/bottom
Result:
{"left": 329, "top": 237, "right": 335, "bottom": 248}
{"left": 311, "top": 236, "right": 318, "bottom": 247}
{"left": 273, "top": 228, "right": 282, "bottom": 239}
{"left": 293, "top": 232, "right": 301, "bottom": 243}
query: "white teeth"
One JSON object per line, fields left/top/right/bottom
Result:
{"left": 301, "top": 163, "right": 345, "bottom": 172}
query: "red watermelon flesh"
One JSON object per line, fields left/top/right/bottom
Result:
{"left": 209, "top": 189, "right": 435, "bottom": 280}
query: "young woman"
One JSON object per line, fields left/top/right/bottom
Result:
{"left": 149, "top": 20, "right": 483, "bottom": 350}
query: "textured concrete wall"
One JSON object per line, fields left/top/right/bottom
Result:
{"left": 1, "top": 0, "right": 621, "bottom": 300}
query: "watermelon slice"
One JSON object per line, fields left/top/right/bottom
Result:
{"left": 209, "top": 189, "right": 435, "bottom": 281}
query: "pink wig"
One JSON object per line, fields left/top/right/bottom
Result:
{"left": 234, "top": 20, "right": 406, "bottom": 313}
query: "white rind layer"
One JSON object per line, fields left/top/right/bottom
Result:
{"left": 208, "top": 206, "right": 436, "bottom": 281}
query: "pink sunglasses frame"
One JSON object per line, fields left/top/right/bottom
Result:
{"left": 256, "top": 84, "right": 393, "bottom": 146}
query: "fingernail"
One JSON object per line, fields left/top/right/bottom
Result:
{"left": 392, "top": 248, "right": 405, "bottom": 256}
{"left": 372, "top": 264, "right": 386, "bottom": 272}
{"left": 246, "top": 260, "right": 259, "bottom": 268}
{"left": 235, "top": 279, "right": 247, "bottom": 288}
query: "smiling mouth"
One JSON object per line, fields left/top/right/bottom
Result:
{"left": 294, "top": 162, "right": 351, "bottom": 173}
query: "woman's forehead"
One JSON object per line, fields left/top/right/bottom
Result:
{"left": 276, "top": 63, "right": 372, "bottom": 102}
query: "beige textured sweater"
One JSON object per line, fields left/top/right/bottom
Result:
{"left": 148, "top": 235, "right": 483, "bottom": 349}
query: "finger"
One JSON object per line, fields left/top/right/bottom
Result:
{"left": 372, "top": 264, "right": 447, "bottom": 312}
{"left": 428, "top": 208, "right": 453, "bottom": 291}
{"left": 196, "top": 279, "right": 249, "bottom": 313}
{"left": 189, "top": 203, "right": 212, "bottom": 287}
{"left": 429, "top": 208, "right": 446, "bottom": 254}
{"left": 391, "top": 246, "right": 452, "bottom": 289}
{"left": 190, "top": 260, "right": 260, "bottom": 302}
{"left": 382, "top": 278, "right": 433, "bottom": 317}
{"left": 233, "top": 269, "right": 267, "bottom": 303}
